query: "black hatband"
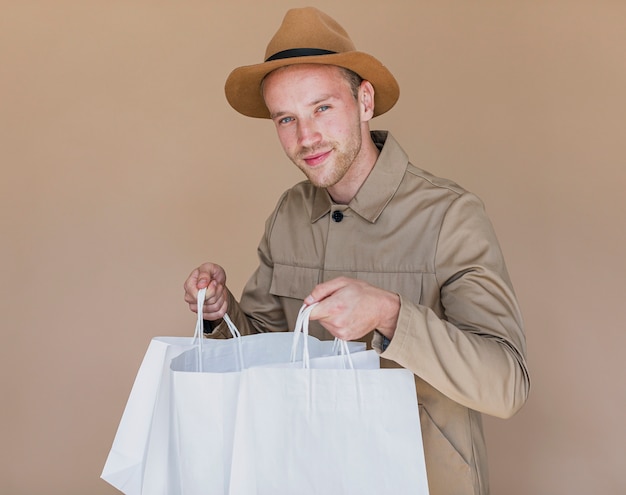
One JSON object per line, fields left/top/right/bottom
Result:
{"left": 265, "top": 48, "right": 337, "bottom": 62}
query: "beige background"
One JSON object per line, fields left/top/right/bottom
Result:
{"left": 1, "top": 1, "right": 625, "bottom": 494}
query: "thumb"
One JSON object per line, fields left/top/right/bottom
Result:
{"left": 304, "top": 278, "right": 346, "bottom": 306}
{"left": 191, "top": 269, "right": 210, "bottom": 290}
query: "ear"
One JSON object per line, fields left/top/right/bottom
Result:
{"left": 358, "top": 80, "right": 376, "bottom": 122}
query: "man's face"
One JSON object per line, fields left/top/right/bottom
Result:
{"left": 262, "top": 64, "right": 364, "bottom": 190}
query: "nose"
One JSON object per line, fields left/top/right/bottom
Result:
{"left": 296, "top": 118, "right": 321, "bottom": 148}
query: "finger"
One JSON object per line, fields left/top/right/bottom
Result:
{"left": 196, "top": 275, "right": 211, "bottom": 289}
{"left": 183, "top": 268, "right": 200, "bottom": 293}
{"left": 203, "top": 295, "right": 226, "bottom": 315}
{"left": 203, "top": 279, "right": 224, "bottom": 304}
{"left": 195, "top": 263, "right": 218, "bottom": 290}
{"left": 307, "top": 298, "right": 339, "bottom": 323}
{"left": 304, "top": 277, "right": 349, "bottom": 305}
{"left": 202, "top": 299, "right": 228, "bottom": 321}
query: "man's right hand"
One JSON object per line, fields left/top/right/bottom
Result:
{"left": 183, "top": 262, "right": 228, "bottom": 320}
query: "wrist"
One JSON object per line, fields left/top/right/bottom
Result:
{"left": 376, "top": 292, "right": 400, "bottom": 340}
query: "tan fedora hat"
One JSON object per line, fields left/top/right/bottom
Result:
{"left": 224, "top": 7, "right": 399, "bottom": 119}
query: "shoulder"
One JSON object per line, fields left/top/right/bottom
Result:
{"left": 405, "top": 163, "right": 469, "bottom": 197}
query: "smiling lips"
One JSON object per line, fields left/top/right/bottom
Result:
{"left": 302, "top": 149, "right": 332, "bottom": 166}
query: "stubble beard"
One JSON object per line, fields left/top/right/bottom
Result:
{"left": 292, "top": 127, "right": 362, "bottom": 189}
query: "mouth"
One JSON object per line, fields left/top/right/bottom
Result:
{"left": 302, "top": 150, "right": 331, "bottom": 167}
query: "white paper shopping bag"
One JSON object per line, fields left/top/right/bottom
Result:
{"left": 228, "top": 305, "right": 430, "bottom": 495}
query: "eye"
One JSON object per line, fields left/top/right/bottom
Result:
{"left": 278, "top": 116, "right": 294, "bottom": 125}
{"left": 316, "top": 105, "right": 330, "bottom": 113}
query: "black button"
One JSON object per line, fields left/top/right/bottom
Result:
{"left": 332, "top": 210, "right": 344, "bottom": 222}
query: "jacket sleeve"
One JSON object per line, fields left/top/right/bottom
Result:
{"left": 375, "top": 192, "right": 530, "bottom": 419}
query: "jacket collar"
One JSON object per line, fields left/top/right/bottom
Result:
{"left": 311, "top": 131, "right": 409, "bottom": 223}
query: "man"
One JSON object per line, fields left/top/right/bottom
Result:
{"left": 184, "top": 7, "right": 529, "bottom": 495}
